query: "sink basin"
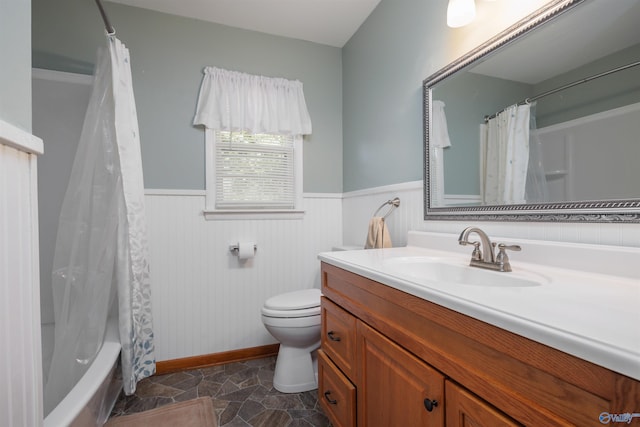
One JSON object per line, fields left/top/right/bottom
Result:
{"left": 383, "top": 257, "right": 547, "bottom": 288}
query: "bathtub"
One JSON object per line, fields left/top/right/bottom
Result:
{"left": 43, "top": 318, "right": 122, "bottom": 427}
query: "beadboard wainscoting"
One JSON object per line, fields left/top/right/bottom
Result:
{"left": 144, "top": 191, "right": 343, "bottom": 362}
{"left": 343, "top": 181, "right": 425, "bottom": 248}
{"left": 342, "top": 181, "right": 640, "bottom": 249}
{"left": 146, "top": 184, "right": 639, "bottom": 364}
{"left": 1, "top": 120, "right": 44, "bottom": 427}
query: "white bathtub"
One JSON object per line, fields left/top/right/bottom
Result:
{"left": 43, "top": 318, "right": 122, "bottom": 427}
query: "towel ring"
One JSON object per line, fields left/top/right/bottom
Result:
{"left": 373, "top": 197, "right": 400, "bottom": 219}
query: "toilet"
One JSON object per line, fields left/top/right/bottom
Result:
{"left": 261, "top": 288, "right": 322, "bottom": 393}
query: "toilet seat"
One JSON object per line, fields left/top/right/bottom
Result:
{"left": 262, "top": 289, "right": 321, "bottom": 318}
{"left": 262, "top": 306, "right": 321, "bottom": 318}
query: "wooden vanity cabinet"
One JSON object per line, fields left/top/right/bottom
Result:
{"left": 319, "top": 262, "right": 640, "bottom": 427}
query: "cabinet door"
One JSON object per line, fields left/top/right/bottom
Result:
{"left": 357, "top": 321, "right": 444, "bottom": 427}
{"left": 446, "top": 381, "right": 522, "bottom": 427}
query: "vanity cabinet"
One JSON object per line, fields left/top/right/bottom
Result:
{"left": 319, "top": 262, "right": 640, "bottom": 427}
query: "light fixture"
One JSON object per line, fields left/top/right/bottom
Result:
{"left": 447, "top": 0, "right": 476, "bottom": 28}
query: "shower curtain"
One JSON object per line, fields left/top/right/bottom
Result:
{"left": 480, "top": 104, "right": 531, "bottom": 205}
{"left": 44, "top": 36, "right": 155, "bottom": 415}
{"left": 480, "top": 103, "right": 548, "bottom": 205}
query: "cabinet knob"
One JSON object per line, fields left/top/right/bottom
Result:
{"left": 423, "top": 398, "right": 438, "bottom": 412}
{"left": 324, "top": 391, "right": 338, "bottom": 405}
{"left": 327, "top": 331, "right": 341, "bottom": 342}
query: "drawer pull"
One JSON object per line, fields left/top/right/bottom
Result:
{"left": 327, "top": 331, "right": 341, "bottom": 342}
{"left": 324, "top": 391, "right": 338, "bottom": 405}
{"left": 423, "top": 398, "right": 438, "bottom": 412}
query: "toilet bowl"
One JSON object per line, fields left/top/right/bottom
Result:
{"left": 261, "top": 288, "right": 321, "bottom": 393}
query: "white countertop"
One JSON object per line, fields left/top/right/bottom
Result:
{"left": 319, "top": 231, "right": 640, "bottom": 381}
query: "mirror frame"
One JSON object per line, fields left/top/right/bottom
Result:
{"left": 423, "top": 0, "right": 640, "bottom": 223}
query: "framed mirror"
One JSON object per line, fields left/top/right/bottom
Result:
{"left": 423, "top": 0, "right": 640, "bottom": 222}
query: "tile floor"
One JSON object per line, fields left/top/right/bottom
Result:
{"left": 109, "top": 356, "right": 331, "bottom": 427}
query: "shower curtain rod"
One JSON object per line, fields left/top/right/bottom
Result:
{"left": 484, "top": 59, "right": 640, "bottom": 122}
{"left": 95, "top": 0, "right": 115, "bottom": 35}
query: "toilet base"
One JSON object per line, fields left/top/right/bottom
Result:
{"left": 273, "top": 346, "right": 319, "bottom": 393}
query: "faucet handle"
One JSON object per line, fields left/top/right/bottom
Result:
{"left": 497, "top": 243, "right": 521, "bottom": 252}
{"left": 495, "top": 243, "right": 521, "bottom": 272}
{"left": 460, "top": 240, "right": 483, "bottom": 261}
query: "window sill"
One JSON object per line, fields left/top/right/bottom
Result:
{"left": 203, "top": 209, "right": 305, "bottom": 221}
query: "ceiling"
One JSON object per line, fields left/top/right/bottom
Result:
{"left": 106, "top": 0, "right": 382, "bottom": 47}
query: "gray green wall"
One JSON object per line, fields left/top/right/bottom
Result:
{"left": 1, "top": 0, "right": 31, "bottom": 131}
{"left": 32, "top": 0, "right": 552, "bottom": 193}
{"left": 342, "top": 0, "right": 551, "bottom": 192}
{"left": 342, "top": 0, "right": 435, "bottom": 192}
{"left": 32, "top": 0, "right": 343, "bottom": 192}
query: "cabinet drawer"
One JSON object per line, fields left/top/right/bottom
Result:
{"left": 321, "top": 296, "right": 357, "bottom": 378}
{"left": 318, "top": 349, "right": 356, "bottom": 427}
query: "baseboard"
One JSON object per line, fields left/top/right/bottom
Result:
{"left": 154, "top": 344, "right": 280, "bottom": 375}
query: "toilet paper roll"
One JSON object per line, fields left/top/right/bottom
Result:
{"left": 237, "top": 241, "right": 255, "bottom": 260}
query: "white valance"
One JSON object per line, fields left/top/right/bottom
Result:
{"left": 193, "top": 66, "right": 312, "bottom": 135}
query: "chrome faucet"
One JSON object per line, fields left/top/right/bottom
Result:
{"left": 458, "top": 227, "right": 521, "bottom": 272}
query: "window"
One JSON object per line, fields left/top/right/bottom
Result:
{"left": 204, "top": 128, "right": 303, "bottom": 219}
{"left": 193, "top": 66, "right": 311, "bottom": 219}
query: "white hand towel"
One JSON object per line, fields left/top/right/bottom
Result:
{"left": 364, "top": 217, "right": 392, "bottom": 249}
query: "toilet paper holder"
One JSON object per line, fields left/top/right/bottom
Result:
{"left": 229, "top": 243, "right": 257, "bottom": 254}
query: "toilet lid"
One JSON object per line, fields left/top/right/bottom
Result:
{"left": 264, "top": 288, "right": 321, "bottom": 311}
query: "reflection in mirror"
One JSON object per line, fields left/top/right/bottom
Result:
{"left": 424, "top": 0, "right": 640, "bottom": 222}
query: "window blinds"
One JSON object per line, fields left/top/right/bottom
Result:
{"left": 215, "top": 131, "right": 295, "bottom": 209}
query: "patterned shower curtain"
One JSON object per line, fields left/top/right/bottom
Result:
{"left": 109, "top": 35, "right": 156, "bottom": 395}
{"left": 44, "top": 35, "right": 154, "bottom": 415}
{"left": 480, "top": 104, "right": 531, "bottom": 205}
